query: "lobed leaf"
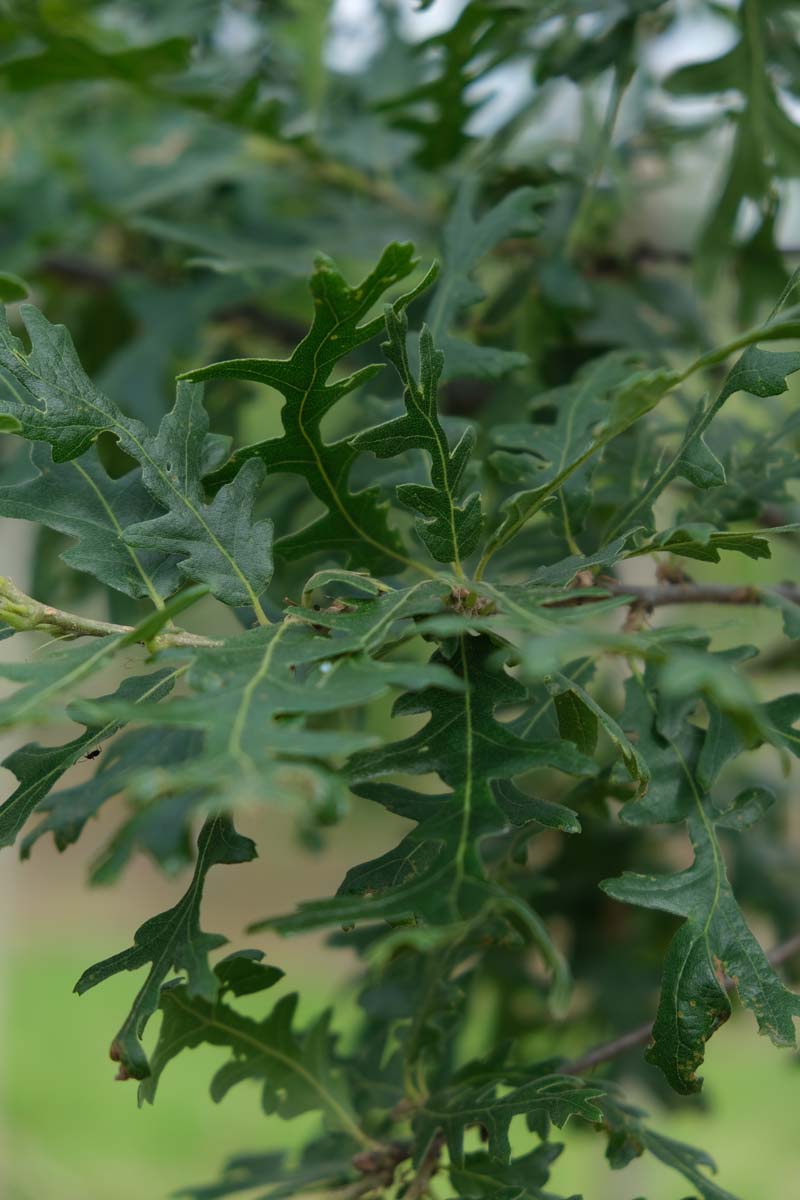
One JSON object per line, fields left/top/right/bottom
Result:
{"left": 354, "top": 310, "right": 483, "bottom": 565}
{"left": 75, "top": 816, "right": 257, "bottom": 1080}
{"left": 0, "top": 307, "right": 273, "bottom": 610}
{"left": 181, "top": 244, "right": 436, "bottom": 573}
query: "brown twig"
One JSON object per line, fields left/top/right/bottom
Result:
{"left": 404, "top": 1133, "right": 445, "bottom": 1200}
{"left": 558, "top": 581, "right": 800, "bottom": 610}
{"left": 563, "top": 931, "right": 800, "bottom": 1076}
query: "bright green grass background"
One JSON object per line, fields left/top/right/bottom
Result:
{"left": 4, "top": 938, "right": 799, "bottom": 1200}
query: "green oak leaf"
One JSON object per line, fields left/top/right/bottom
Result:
{"left": 72, "top": 584, "right": 458, "bottom": 815}
{"left": 121, "top": 382, "right": 273, "bottom": 609}
{"left": 377, "top": 6, "right": 522, "bottom": 170}
{"left": 763, "top": 591, "right": 800, "bottom": 639}
{"left": 75, "top": 815, "right": 257, "bottom": 1080}
{"left": 0, "top": 668, "right": 179, "bottom": 850}
{"left": 180, "top": 243, "right": 436, "bottom": 573}
{"left": 0, "top": 586, "right": 207, "bottom": 733}
{"left": 664, "top": 4, "right": 800, "bottom": 283}
{"left": 481, "top": 360, "right": 679, "bottom": 568}
{"left": 626, "top": 522, "right": 796, "bottom": 563}
{"left": 601, "top": 1093, "right": 740, "bottom": 1200}
{"left": 21, "top": 725, "right": 203, "bottom": 881}
{"left": 0, "top": 306, "right": 273, "bottom": 610}
{"left": 546, "top": 671, "right": 649, "bottom": 794}
{"left": 448, "top": 1142, "right": 575, "bottom": 1200}
{"left": 0, "top": 443, "right": 181, "bottom": 601}
{"left": 0, "top": 636, "right": 127, "bottom": 730}
{"left": 412, "top": 1062, "right": 603, "bottom": 1166}
{"left": 141, "top": 957, "right": 365, "bottom": 1147}
{"left": 425, "top": 179, "right": 542, "bottom": 379}
{"left": 0, "top": 303, "right": 127, "bottom": 457}
{"left": 179, "top": 1139, "right": 355, "bottom": 1200}
{"left": 354, "top": 309, "right": 482, "bottom": 565}
{"left": 0, "top": 33, "right": 192, "bottom": 89}
{"left": 604, "top": 343, "right": 800, "bottom": 541}
{"left": 603, "top": 808, "right": 800, "bottom": 1094}
{"left": 675, "top": 425, "right": 726, "bottom": 490}
{"left": 264, "top": 636, "right": 597, "bottom": 1007}
{"left": 0, "top": 270, "right": 29, "bottom": 302}
{"left": 490, "top": 352, "right": 658, "bottom": 539}
{"left": 601, "top": 671, "right": 800, "bottom": 1094}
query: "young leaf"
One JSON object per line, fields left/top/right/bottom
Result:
{"left": 490, "top": 352, "right": 659, "bottom": 539}
{"left": 413, "top": 1065, "right": 604, "bottom": 1166}
{"left": 180, "top": 1140, "right": 355, "bottom": 1200}
{"left": 0, "top": 635, "right": 127, "bottom": 730}
{"left": 377, "top": 6, "right": 522, "bottom": 170}
{"left": 479, "top": 360, "right": 680, "bottom": 571}
{"left": 626, "top": 522, "right": 791, "bottom": 563}
{"left": 546, "top": 672, "right": 649, "bottom": 793}
{"left": 447, "top": 1142, "right": 571, "bottom": 1200}
{"left": 601, "top": 1093, "right": 739, "bottom": 1200}
{"left": 664, "top": 3, "right": 800, "bottom": 283}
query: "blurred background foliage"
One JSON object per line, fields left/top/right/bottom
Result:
{"left": 1, "top": 0, "right": 800, "bottom": 1196}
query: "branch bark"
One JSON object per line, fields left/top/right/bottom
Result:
{"left": 591, "top": 581, "right": 800, "bottom": 608}
{"left": 404, "top": 1133, "right": 445, "bottom": 1200}
{"left": 0, "top": 577, "right": 218, "bottom": 649}
{"left": 563, "top": 931, "right": 800, "bottom": 1076}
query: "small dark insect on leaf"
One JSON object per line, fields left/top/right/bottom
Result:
{"left": 84, "top": 748, "right": 101, "bottom": 760}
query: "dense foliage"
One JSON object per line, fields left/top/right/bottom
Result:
{"left": 2, "top": 2, "right": 800, "bottom": 1197}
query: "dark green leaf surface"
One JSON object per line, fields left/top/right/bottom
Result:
{"left": 142, "top": 957, "right": 366, "bottom": 1146}
{"left": 0, "top": 307, "right": 273, "bottom": 609}
{"left": 73, "top": 584, "right": 458, "bottom": 815}
{"left": 601, "top": 1094, "right": 739, "bottom": 1200}
{"left": 602, "top": 672, "right": 800, "bottom": 1093}
{"left": 266, "top": 636, "right": 597, "bottom": 1008}
{"left": 76, "top": 816, "right": 257, "bottom": 1080}
{"left": 413, "top": 1067, "right": 604, "bottom": 1166}
{"left": 182, "top": 244, "right": 435, "bottom": 572}
{"left": 0, "top": 668, "right": 178, "bottom": 850}
{"left": 0, "top": 444, "right": 180, "bottom": 600}
{"left": 1, "top": 33, "right": 192, "bottom": 89}
{"left": 354, "top": 310, "right": 482, "bottom": 564}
